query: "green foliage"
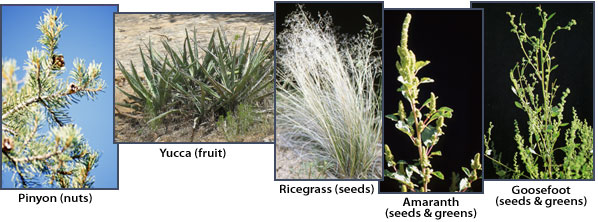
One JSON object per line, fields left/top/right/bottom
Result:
{"left": 2, "top": 9, "right": 102, "bottom": 188}
{"left": 276, "top": 5, "right": 382, "bottom": 179}
{"left": 452, "top": 153, "right": 482, "bottom": 192}
{"left": 298, "top": 160, "right": 333, "bottom": 179}
{"left": 217, "top": 103, "right": 259, "bottom": 142}
{"left": 117, "top": 40, "right": 181, "bottom": 126}
{"left": 193, "top": 28, "right": 273, "bottom": 111}
{"left": 560, "top": 109, "right": 593, "bottom": 179}
{"left": 117, "top": 27, "right": 273, "bottom": 127}
{"left": 485, "top": 6, "right": 593, "bottom": 179}
{"left": 385, "top": 13, "right": 480, "bottom": 192}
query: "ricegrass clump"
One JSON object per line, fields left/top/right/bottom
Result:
{"left": 276, "top": 6, "right": 382, "bottom": 179}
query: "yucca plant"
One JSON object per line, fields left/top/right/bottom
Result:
{"left": 117, "top": 40, "right": 182, "bottom": 125}
{"left": 117, "top": 27, "right": 273, "bottom": 126}
{"left": 276, "top": 6, "right": 382, "bottom": 179}
{"left": 170, "top": 28, "right": 273, "bottom": 117}
{"left": 384, "top": 13, "right": 481, "bottom": 192}
{"left": 485, "top": 6, "right": 593, "bottom": 179}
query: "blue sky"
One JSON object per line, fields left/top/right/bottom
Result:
{"left": 2, "top": 5, "right": 117, "bottom": 188}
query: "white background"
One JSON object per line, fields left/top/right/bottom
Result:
{"left": 1, "top": 0, "right": 596, "bottom": 221}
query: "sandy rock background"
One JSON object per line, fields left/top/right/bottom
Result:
{"left": 114, "top": 13, "right": 313, "bottom": 179}
{"left": 114, "top": 13, "right": 274, "bottom": 142}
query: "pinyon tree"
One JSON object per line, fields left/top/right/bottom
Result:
{"left": 2, "top": 8, "right": 104, "bottom": 188}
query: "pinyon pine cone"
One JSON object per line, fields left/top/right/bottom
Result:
{"left": 2, "top": 137, "right": 14, "bottom": 152}
{"left": 67, "top": 83, "right": 79, "bottom": 94}
{"left": 52, "top": 54, "right": 65, "bottom": 69}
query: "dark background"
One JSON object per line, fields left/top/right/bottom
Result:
{"left": 275, "top": 2, "right": 383, "bottom": 52}
{"left": 380, "top": 10, "right": 483, "bottom": 192}
{"left": 472, "top": 3, "right": 594, "bottom": 179}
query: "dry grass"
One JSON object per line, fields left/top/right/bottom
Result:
{"left": 276, "top": 6, "right": 382, "bottom": 179}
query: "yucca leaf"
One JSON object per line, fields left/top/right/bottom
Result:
{"left": 116, "top": 86, "right": 142, "bottom": 102}
{"left": 147, "top": 109, "right": 181, "bottom": 125}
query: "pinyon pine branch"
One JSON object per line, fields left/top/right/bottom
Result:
{"left": 2, "top": 8, "right": 103, "bottom": 188}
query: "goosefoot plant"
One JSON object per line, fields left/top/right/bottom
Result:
{"left": 385, "top": 13, "right": 481, "bottom": 192}
{"left": 117, "top": 27, "right": 273, "bottom": 127}
{"left": 276, "top": 6, "right": 382, "bottom": 179}
{"left": 2, "top": 9, "right": 103, "bottom": 188}
{"left": 485, "top": 6, "right": 593, "bottom": 179}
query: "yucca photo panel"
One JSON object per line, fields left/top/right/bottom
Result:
{"left": 114, "top": 13, "right": 274, "bottom": 143}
